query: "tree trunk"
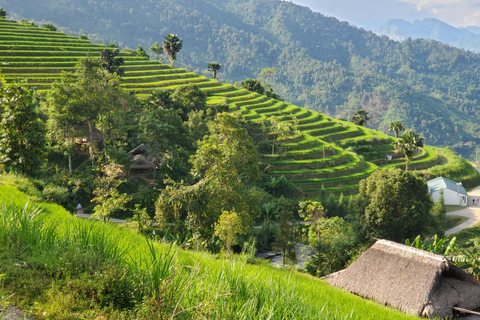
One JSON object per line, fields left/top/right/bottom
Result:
{"left": 68, "top": 153, "right": 72, "bottom": 175}
{"left": 101, "top": 115, "right": 107, "bottom": 157}
{"left": 213, "top": 70, "right": 217, "bottom": 79}
{"left": 108, "top": 121, "right": 117, "bottom": 150}
{"left": 88, "top": 121, "right": 95, "bottom": 168}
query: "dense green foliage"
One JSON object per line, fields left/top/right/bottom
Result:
{"left": 355, "top": 168, "right": 433, "bottom": 242}
{"left": 2, "top": 18, "right": 476, "bottom": 199}
{"left": 156, "top": 114, "right": 264, "bottom": 240}
{"left": 0, "top": 80, "right": 45, "bottom": 173}
{"left": 4, "top": 0, "right": 480, "bottom": 157}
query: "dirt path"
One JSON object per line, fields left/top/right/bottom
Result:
{"left": 75, "top": 174, "right": 153, "bottom": 221}
{"left": 75, "top": 211, "right": 126, "bottom": 223}
{"left": 445, "top": 165, "right": 480, "bottom": 235}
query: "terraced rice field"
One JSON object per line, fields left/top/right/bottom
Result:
{"left": 0, "top": 19, "right": 442, "bottom": 197}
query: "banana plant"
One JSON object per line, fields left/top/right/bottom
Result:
{"left": 451, "top": 247, "right": 480, "bottom": 280}
{"left": 405, "top": 234, "right": 457, "bottom": 255}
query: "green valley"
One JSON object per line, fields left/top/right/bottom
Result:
{"left": 1, "top": 18, "right": 476, "bottom": 197}
{"left": 2, "top": 11, "right": 480, "bottom": 320}
{"left": 3, "top": 0, "right": 480, "bottom": 159}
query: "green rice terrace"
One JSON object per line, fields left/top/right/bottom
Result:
{"left": 0, "top": 19, "right": 469, "bottom": 197}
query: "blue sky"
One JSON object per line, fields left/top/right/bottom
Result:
{"left": 289, "top": 0, "right": 480, "bottom": 30}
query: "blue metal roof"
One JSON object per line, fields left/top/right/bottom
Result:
{"left": 427, "top": 177, "right": 468, "bottom": 196}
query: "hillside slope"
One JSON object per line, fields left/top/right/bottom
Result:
{"left": 2, "top": 0, "right": 480, "bottom": 159}
{"left": 0, "top": 184, "right": 420, "bottom": 319}
{"left": 1, "top": 19, "right": 458, "bottom": 197}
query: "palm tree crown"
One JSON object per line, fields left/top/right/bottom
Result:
{"left": 394, "top": 129, "right": 424, "bottom": 171}
{"left": 207, "top": 62, "right": 221, "bottom": 79}
{"left": 162, "top": 34, "right": 182, "bottom": 67}
{"left": 351, "top": 109, "right": 370, "bottom": 126}
{"left": 389, "top": 121, "right": 405, "bottom": 138}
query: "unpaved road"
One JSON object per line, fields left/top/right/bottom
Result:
{"left": 446, "top": 165, "right": 480, "bottom": 235}
{"left": 75, "top": 212, "right": 126, "bottom": 223}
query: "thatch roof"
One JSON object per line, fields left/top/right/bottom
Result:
{"left": 130, "top": 154, "right": 155, "bottom": 170}
{"left": 74, "top": 124, "right": 104, "bottom": 144}
{"left": 324, "top": 239, "right": 480, "bottom": 318}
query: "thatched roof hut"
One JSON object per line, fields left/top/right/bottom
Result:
{"left": 324, "top": 239, "right": 480, "bottom": 318}
{"left": 130, "top": 154, "right": 155, "bottom": 172}
{"left": 127, "top": 144, "right": 158, "bottom": 173}
{"left": 74, "top": 124, "right": 104, "bottom": 144}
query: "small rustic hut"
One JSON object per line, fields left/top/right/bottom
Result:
{"left": 128, "top": 144, "right": 156, "bottom": 174}
{"left": 324, "top": 239, "right": 480, "bottom": 318}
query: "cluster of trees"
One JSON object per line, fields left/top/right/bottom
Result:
{"left": 0, "top": 57, "right": 447, "bottom": 280}
{"left": 0, "top": 46, "right": 227, "bottom": 219}
{"left": 0, "top": 10, "right": 453, "bottom": 277}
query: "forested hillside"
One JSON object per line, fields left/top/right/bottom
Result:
{"left": 2, "top": 0, "right": 480, "bottom": 158}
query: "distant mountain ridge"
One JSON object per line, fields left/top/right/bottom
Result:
{"left": 378, "top": 18, "right": 480, "bottom": 52}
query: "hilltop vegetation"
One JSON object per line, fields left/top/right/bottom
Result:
{"left": 3, "top": 17, "right": 474, "bottom": 200}
{"left": 0, "top": 15, "right": 476, "bottom": 270}
{"left": 3, "top": 0, "right": 480, "bottom": 159}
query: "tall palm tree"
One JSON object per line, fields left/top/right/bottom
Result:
{"left": 394, "top": 129, "right": 424, "bottom": 171}
{"left": 162, "top": 34, "right": 182, "bottom": 67}
{"left": 207, "top": 62, "right": 221, "bottom": 79}
{"left": 389, "top": 121, "right": 405, "bottom": 138}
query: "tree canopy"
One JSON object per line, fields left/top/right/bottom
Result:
{"left": 0, "top": 80, "right": 45, "bottom": 173}
{"left": 389, "top": 121, "right": 405, "bottom": 138}
{"left": 100, "top": 48, "right": 125, "bottom": 75}
{"left": 351, "top": 109, "right": 370, "bottom": 126}
{"left": 355, "top": 168, "right": 433, "bottom": 242}
{"left": 156, "top": 113, "right": 264, "bottom": 240}
{"left": 241, "top": 78, "right": 265, "bottom": 95}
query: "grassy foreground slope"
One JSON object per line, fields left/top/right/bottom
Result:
{"left": 1, "top": 18, "right": 478, "bottom": 197}
{"left": 0, "top": 184, "right": 418, "bottom": 319}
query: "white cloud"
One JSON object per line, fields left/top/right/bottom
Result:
{"left": 398, "top": 0, "right": 480, "bottom": 26}
{"left": 399, "top": 0, "right": 462, "bottom": 11}
{"left": 463, "top": 9, "right": 480, "bottom": 25}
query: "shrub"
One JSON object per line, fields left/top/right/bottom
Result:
{"left": 43, "top": 23, "right": 57, "bottom": 31}
{"left": 106, "top": 148, "right": 131, "bottom": 172}
{"left": 42, "top": 185, "right": 68, "bottom": 205}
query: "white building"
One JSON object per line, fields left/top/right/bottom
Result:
{"left": 427, "top": 177, "right": 468, "bottom": 206}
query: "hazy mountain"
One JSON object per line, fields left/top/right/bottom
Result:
{"left": 378, "top": 18, "right": 480, "bottom": 52}
{"left": 462, "top": 26, "right": 480, "bottom": 35}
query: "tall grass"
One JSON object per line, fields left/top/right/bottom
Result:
{"left": 0, "top": 184, "right": 419, "bottom": 319}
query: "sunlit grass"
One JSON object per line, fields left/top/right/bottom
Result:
{"left": 0, "top": 184, "right": 419, "bottom": 319}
